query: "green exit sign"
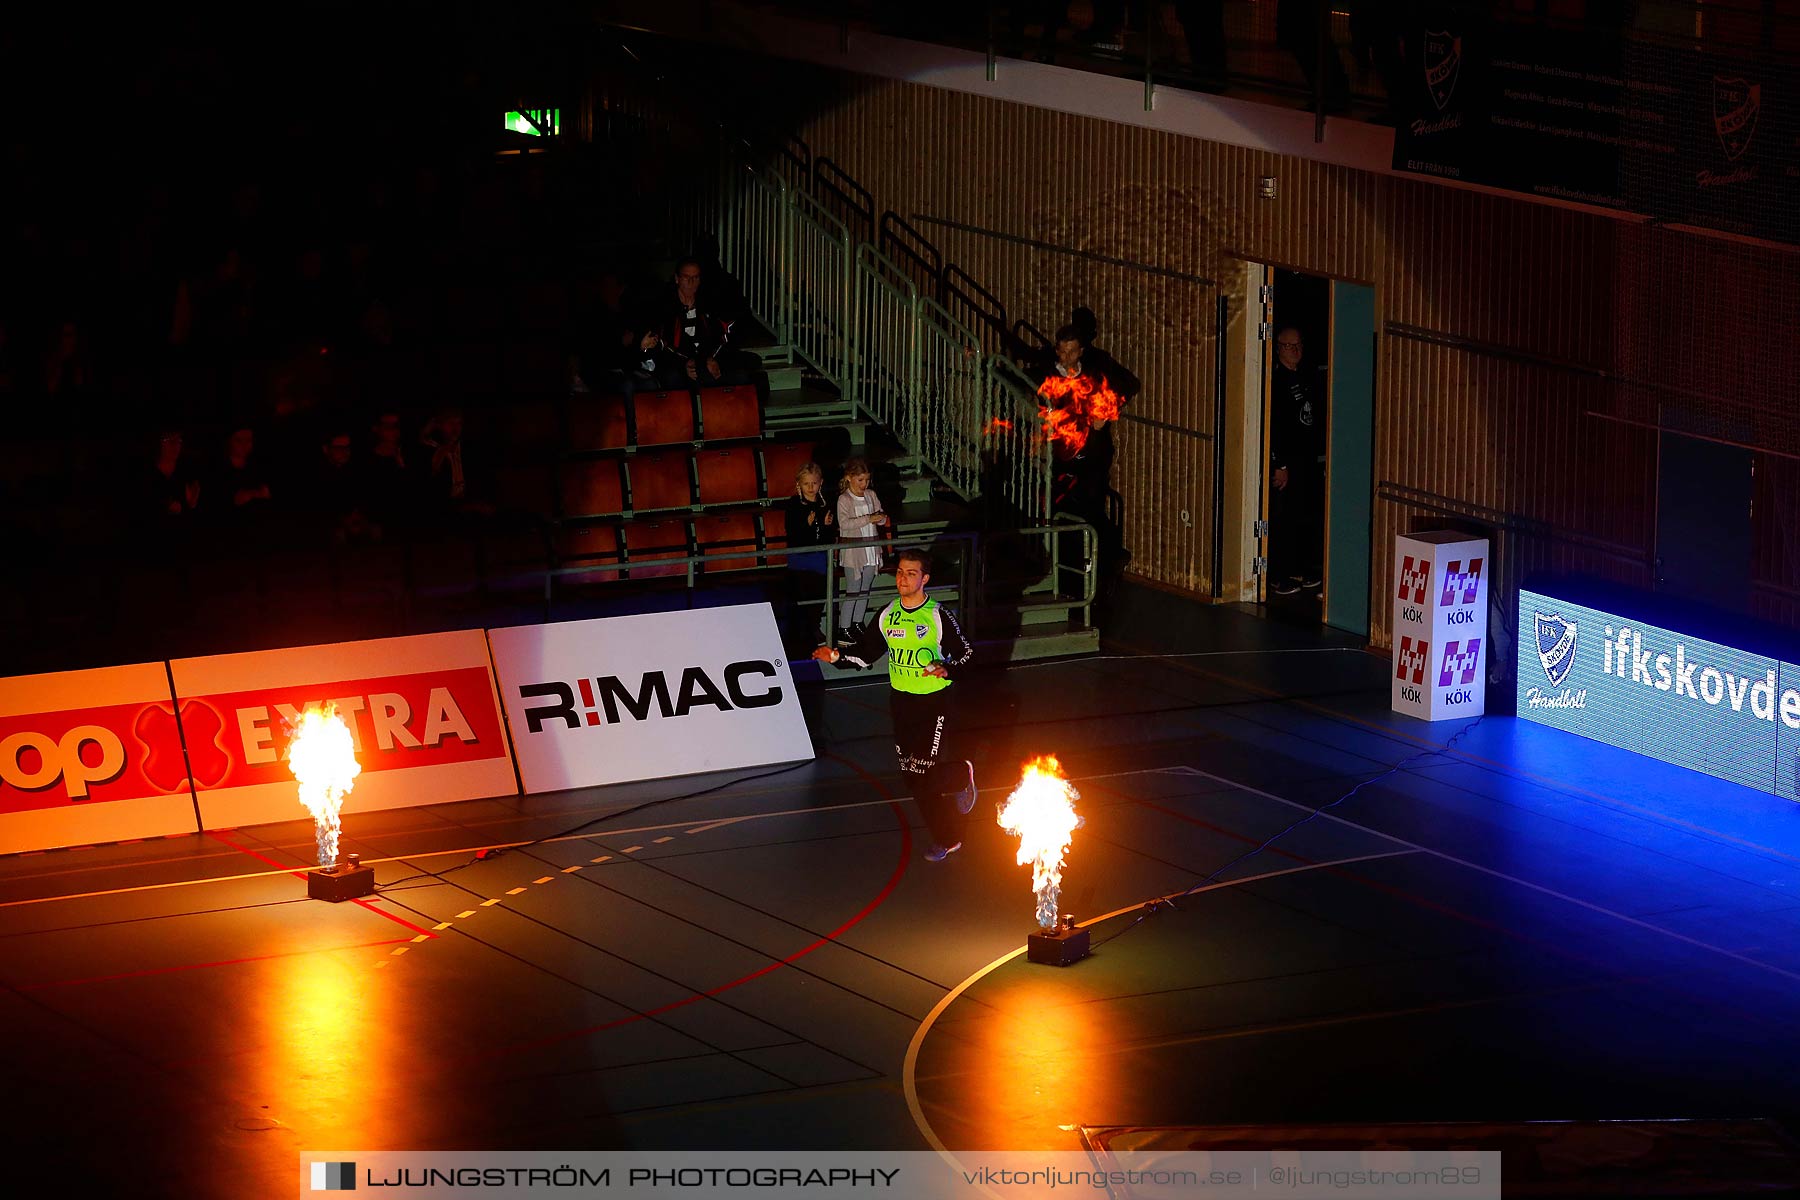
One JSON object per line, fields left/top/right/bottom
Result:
{"left": 504, "top": 109, "right": 560, "bottom": 137}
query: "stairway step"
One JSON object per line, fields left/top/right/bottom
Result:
{"left": 764, "top": 365, "right": 806, "bottom": 391}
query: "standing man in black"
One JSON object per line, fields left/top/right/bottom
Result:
{"left": 1040, "top": 325, "right": 1127, "bottom": 595}
{"left": 1269, "top": 326, "right": 1326, "bottom": 596}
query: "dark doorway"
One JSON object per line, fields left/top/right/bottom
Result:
{"left": 1265, "top": 269, "right": 1331, "bottom": 620}
{"left": 1656, "top": 433, "right": 1752, "bottom": 612}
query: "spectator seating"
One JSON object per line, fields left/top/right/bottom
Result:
{"left": 695, "top": 446, "right": 760, "bottom": 505}
{"left": 694, "top": 511, "right": 759, "bottom": 572}
{"left": 634, "top": 390, "right": 696, "bottom": 446}
{"left": 559, "top": 459, "right": 626, "bottom": 519}
{"left": 626, "top": 449, "right": 694, "bottom": 512}
{"left": 760, "top": 440, "right": 816, "bottom": 500}
{"left": 622, "top": 518, "right": 690, "bottom": 579}
{"left": 697, "top": 385, "right": 760, "bottom": 439}
{"left": 567, "top": 394, "right": 630, "bottom": 450}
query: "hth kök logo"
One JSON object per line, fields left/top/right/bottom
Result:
{"left": 1439, "top": 558, "right": 1483, "bottom": 626}
{"left": 1439, "top": 559, "right": 1482, "bottom": 606}
{"left": 1396, "top": 637, "right": 1430, "bottom": 686}
{"left": 1397, "top": 556, "right": 1430, "bottom": 606}
{"left": 1439, "top": 638, "right": 1483, "bottom": 689}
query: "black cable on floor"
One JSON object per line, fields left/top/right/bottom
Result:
{"left": 1086, "top": 715, "right": 1486, "bottom": 951}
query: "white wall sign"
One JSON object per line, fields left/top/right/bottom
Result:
{"left": 489, "top": 604, "right": 814, "bottom": 794}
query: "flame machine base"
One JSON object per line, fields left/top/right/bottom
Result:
{"left": 307, "top": 857, "right": 375, "bottom": 902}
{"left": 1026, "top": 916, "right": 1089, "bottom": 967}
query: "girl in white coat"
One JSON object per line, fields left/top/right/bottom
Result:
{"left": 835, "top": 457, "right": 888, "bottom": 639}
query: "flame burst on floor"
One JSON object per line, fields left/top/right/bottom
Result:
{"left": 285, "top": 703, "right": 362, "bottom": 867}
{"left": 996, "top": 755, "right": 1083, "bottom": 931}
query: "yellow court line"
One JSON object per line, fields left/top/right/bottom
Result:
{"left": 506, "top": 887, "right": 528, "bottom": 895}
{"left": 533, "top": 876, "right": 554, "bottom": 885}
{"left": 480, "top": 897, "right": 503, "bottom": 907}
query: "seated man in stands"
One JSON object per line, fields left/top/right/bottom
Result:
{"left": 625, "top": 258, "right": 757, "bottom": 395}
{"left": 420, "top": 407, "right": 493, "bottom": 516}
{"left": 315, "top": 427, "right": 379, "bottom": 544}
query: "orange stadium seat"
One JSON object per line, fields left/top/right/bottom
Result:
{"left": 634, "top": 390, "right": 696, "bottom": 446}
{"left": 554, "top": 523, "right": 624, "bottom": 583}
{"left": 559, "top": 460, "right": 625, "bottom": 518}
{"left": 697, "top": 385, "right": 761, "bottom": 440}
{"left": 622, "top": 519, "right": 691, "bottom": 579}
{"left": 566, "top": 394, "right": 629, "bottom": 451}
{"left": 694, "top": 512, "right": 760, "bottom": 572}
{"left": 760, "top": 440, "right": 816, "bottom": 501}
{"left": 695, "top": 447, "right": 760, "bottom": 506}
{"left": 627, "top": 449, "right": 693, "bottom": 512}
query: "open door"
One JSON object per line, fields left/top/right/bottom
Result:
{"left": 1325, "top": 281, "right": 1376, "bottom": 636}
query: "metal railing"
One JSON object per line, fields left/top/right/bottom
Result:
{"left": 694, "top": 145, "right": 1054, "bottom": 524}
{"left": 543, "top": 522, "right": 1098, "bottom": 635}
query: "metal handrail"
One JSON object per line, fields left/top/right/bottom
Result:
{"left": 543, "top": 521, "right": 1097, "bottom": 636}
{"left": 705, "top": 142, "right": 1054, "bottom": 529}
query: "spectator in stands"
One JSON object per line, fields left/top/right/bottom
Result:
{"left": 206, "top": 425, "right": 274, "bottom": 535}
{"left": 835, "top": 456, "right": 889, "bottom": 643}
{"left": 362, "top": 409, "right": 414, "bottom": 530}
{"left": 575, "top": 269, "right": 635, "bottom": 395}
{"left": 782, "top": 461, "right": 835, "bottom": 651}
{"left": 420, "top": 407, "right": 493, "bottom": 515}
{"left": 1006, "top": 0, "right": 1065, "bottom": 62}
{"left": 1268, "top": 325, "right": 1326, "bottom": 595}
{"left": 627, "top": 258, "right": 755, "bottom": 395}
{"left": 143, "top": 427, "right": 201, "bottom": 528}
{"left": 316, "top": 426, "right": 378, "bottom": 544}
{"left": 43, "top": 319, "right": 92, "bottom": 399}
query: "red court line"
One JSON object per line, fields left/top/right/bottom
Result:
{"left": 478, "top": 752, "right": 913, "bottom": 1060}
{"left": 204, "top": 830, "right": 308, "bottom": 879}
{"left": 17, "top": 938, "right": 413, "bottom": 991}
{"left": 205, "top": 830, "right": 438, "bottom": 939}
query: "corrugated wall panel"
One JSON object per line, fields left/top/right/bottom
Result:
{"left": 703, "top": 57, "right": 1794, "bottom": 641}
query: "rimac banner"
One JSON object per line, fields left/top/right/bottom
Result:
{"left": 1518, "top": 586, "right": 1800, "bottom": 799}
{"left": 488, "top": 604, "right": 813, "bottom": 794}
{"left": 0, "top": 662, "right": 200, "bottom": 854}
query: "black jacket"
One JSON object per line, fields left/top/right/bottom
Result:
{"left": 1270, "top": 364, "right": 1326, "bottom": 474}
